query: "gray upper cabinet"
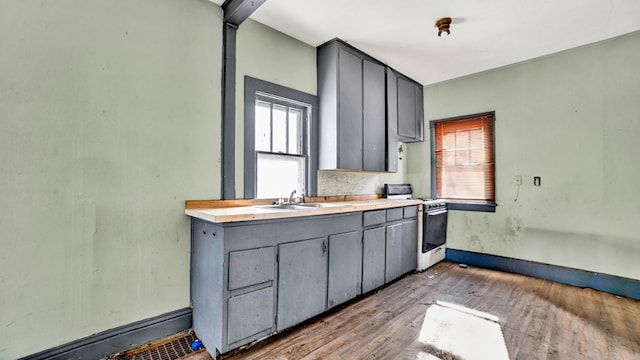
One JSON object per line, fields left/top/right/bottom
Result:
{"left": 337, "top": 48, "right": 363, "bottom": 170}
{"left": 362, "top": 60, "right": 386, "bottom": 171}
{"left": 386, "top": 68, "right": 399, "bottom": 173}
{"left": 389, "top": 68, "right": 424, "bottom": 143}
{"left": 318, "top": 39, "right": 386, "bottom": 172}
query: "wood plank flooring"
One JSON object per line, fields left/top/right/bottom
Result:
{"left": 219, "top": 261, "right": 640, "bottom": 360}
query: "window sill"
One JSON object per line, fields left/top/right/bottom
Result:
{"left": 444, "top": 200, "right": 496, "bottom": 213}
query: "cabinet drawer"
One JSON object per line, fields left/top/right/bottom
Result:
{"left": 403, "top": 205, "right": 418, "bottom": 219}
{"left": 386, "top": 208, "right": 403, "bottom": 222}
{"left": 228, "top": 247, "right": 275, "bottom": 290}
{"left": 227, "top": 287, "right": 274, "bottom": 344}
{"left": 363, "top": 210, "right": 386, "bottom": 227}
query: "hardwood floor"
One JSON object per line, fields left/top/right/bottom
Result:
{"left": 221, "top": 261, "right": 640, "bottom": 360}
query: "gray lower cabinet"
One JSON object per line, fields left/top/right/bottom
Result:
{"left": 277, "top": 237, "right": 328, "bottom": 331}
{"left": 362, "top": 206, "right": 419, "bottom": 286}
{"left": 227, "top": 247, "right": 276, "bottom": 344}
{"left": 228, "top": 247, "right": 275, "bottom": 291}
{"left": 401, "top": 206, "right": 419, "bottom": 274}
{"left": 385, "top": 222, "right": 404, "bottom": 282}
{"left": 401, "top": 219, "right": 418, "bottom": 274}
{"left": 227, "top": 287, "right": 274, "bottom": 344}
{"left": 362, "top": 226, "right": 386, "bottom": 293}
{"left": 190, "top": 207, "right": 418, "bottom": 359}
{"left": 191, "top": 212, "right": 362, "bottom": 358}
{"left": 328, "top": 231, "right": 362, "bottom": 308}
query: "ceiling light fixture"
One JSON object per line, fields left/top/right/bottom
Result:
{"left": 435, "top": 17, "right": 452, "bottom": 37}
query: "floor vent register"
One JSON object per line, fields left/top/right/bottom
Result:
{"left": 105, "top": 329, "right": 209, "bottom": 360}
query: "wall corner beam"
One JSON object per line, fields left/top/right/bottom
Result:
{"left": 220, "top": 0, "right": 266, "bottom": 199}
{"left": 223, "top": 0, "right": 266, "bottom": 26}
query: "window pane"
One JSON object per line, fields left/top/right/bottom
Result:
{"left": 256, "top": 153, "right": 305, "bottom": 198}
{"left": 442, "top": 150, "right": 455, "bottom": 167}
{"left": 455, "top": 130, "right": 469, "bottom": 150}
{"left": 272, "top": 104, "right": 287, "bottom": 153}
{"left": 469, "top": 128, "right": 484, "bottom": 164}
{"left": 288, "top": 108, "right": 302, "bottom": 154}
{"left": 442, "top": 131, "right": 455, "bottom": 150}
{"left": 469, "top": 128, "right": 483, "bottom": 149}
{"left": 255, "top": 100, "right": 271, "bottom": 151}
{"left": 456, "top": 149, "right": 470, "bottom": 166}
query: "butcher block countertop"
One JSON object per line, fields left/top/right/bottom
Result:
{"left": 185, "top": 196, "right": 422, "bottom": 224}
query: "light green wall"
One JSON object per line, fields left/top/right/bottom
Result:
{"left": 235, "top": 19, "right": 317, "bottom": 198}
{"left": 379, "top": 142, "right": 409, "bottom": 188}
{"left": 408, "top": 31, "right": 640, "bottom": 280}
{"left": 0, "top": 0, "right": 222, "bottom": 358}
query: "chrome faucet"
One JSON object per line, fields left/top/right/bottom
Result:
{"left": 288, "top": 189, "right": 297, "bottom": 204}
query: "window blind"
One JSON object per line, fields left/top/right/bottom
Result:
{"left": 434, "top": 113, "right": 495, "bottom": 201}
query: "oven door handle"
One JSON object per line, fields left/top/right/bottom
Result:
{"left": 426, "top": 209, "right": 448, "bottom": 216}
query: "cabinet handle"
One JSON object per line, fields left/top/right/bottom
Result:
{"left": 322, "top": 241, "right": 327, "bottom": 254}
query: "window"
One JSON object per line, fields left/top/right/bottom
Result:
{"left": 254, "top": 95, "right": 307, "bottom": 198}
{"left": 431, "top": 112, "right": 496, "bottom": 212}
{"left": 244, "top": 77, "right": 318, "bottom": 199}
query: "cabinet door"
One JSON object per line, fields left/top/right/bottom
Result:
{"left": 362, "top": 227, "right": 386, "bottom": 293}
{"left": 227, "top": 287, "right": 274, "bottom": 344}
{"left": 397, "top": 77, "right": 417, "bottom": 139}
{"left": 385, "top": 223, "right": 403, "bottom": 282}
{"left": 228, "top": 247, "right": 275, "bottom": 290}
{"left": 338, "top": 48, "right": 363, "bottom": 170}
{"left": 277, "top": 238, "right": 328, "bottom": 331}
{"left": 362, "top": 59, "right": 386, "bottom": 171}
{"left": 414, "top": 84, "right": 424, "bottom": 141}
{"left": 328, "top": 231, "right": 362, "bottom": 308}
{"left": 401, "top": 219, "right": 418, "bottom": 274}
{"left": 386, "top": 68, "right": 399, "bottom": 172}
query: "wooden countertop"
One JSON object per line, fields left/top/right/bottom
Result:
{"left": 185, "top": 198, "right": 423, "bottom": 224}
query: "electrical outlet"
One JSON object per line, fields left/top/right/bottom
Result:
{"left": 515, "top": 175, "right": 522, "bottom": 186}
{"left": 534, "top": 176, "right": 541, "bottom": 186}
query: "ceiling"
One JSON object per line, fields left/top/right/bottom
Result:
{"left": 210, "top": 0, "right": 640, "bottom": 85}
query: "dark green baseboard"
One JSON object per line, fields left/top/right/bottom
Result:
{"left": 20, "top": 308, "right": 192, "bottom": 360}
{"left": 446, "top": 249, "right": 639, "bottom": 300}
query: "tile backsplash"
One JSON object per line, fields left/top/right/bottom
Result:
{"left": 317, "top": 170, "right": 382, "bottom": 196}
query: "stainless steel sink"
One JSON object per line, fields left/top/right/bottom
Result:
{"left": 257, "top": 203, "right": 352, "bottom": 211}
{"left": 296, "top": 203, "right": 349, "bottom": 208}
{"left": 262, "top": 204, "right": 302, "bottom": 210}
